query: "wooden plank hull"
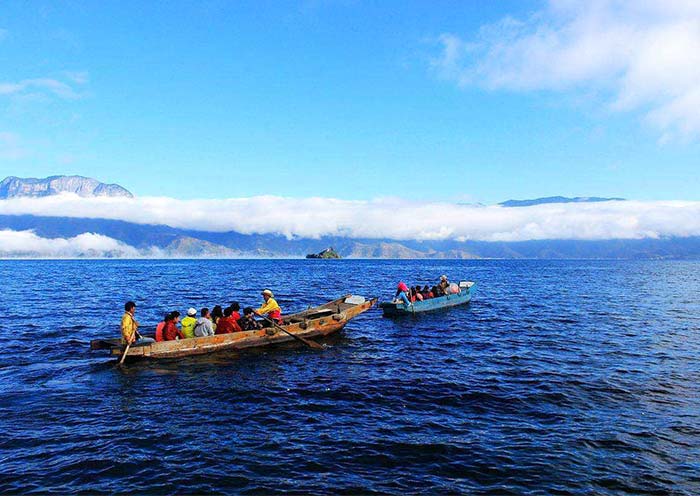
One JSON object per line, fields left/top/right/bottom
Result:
{"left": 380, "top": 283, "right": 476, "bottom": 316}
{"left": 92, "top": 295, "right": 376, "bottom": 361}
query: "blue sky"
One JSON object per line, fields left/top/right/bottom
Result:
{"left": 1, "top": 0, "right": 698, "bottom": 203}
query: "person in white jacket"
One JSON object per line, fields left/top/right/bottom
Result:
{"left": 194, "top": 308, "right": 215, "bottom": 337}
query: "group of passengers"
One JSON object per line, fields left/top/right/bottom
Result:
{"left": 394, "top": 275, "right": 459, "bottom": 306}
{"left": 120, "top": 289, "right": 283, "bottom": 345}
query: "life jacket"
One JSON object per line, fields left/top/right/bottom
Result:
{"left": 216, "top": 316, "right": 241, "bottom": 334}
{"left": 181, "top": 316, "right": 197, "bottom": 339}
{"left": 155, "top": 321, "right": 165, "bottom": 342}
{"left": 268, "top": 309, "right": 282, "bottom": 322}
{"left": 163, "top": 321, "right": 180, "bottom": 341}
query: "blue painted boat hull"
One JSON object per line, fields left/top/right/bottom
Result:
{"left": 380, "top": 283, "right": 476, "bottom": 316}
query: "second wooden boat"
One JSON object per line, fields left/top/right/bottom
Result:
{"left": 380, "top": 281, "right": 476, "bottom": 317}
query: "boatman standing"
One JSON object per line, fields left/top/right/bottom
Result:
{"left": 255, "top": 289, "right": 283, "bottom": 324}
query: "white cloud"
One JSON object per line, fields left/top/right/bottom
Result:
{"left": 431, "top": 0, "right": 700, "bottom": 140}
{"left": 0, "top": 229, "right": 144, "bottom": 258}
{"left": 0, "top": 76, "right": 86, "bottom": 100}
{"left": 1, "top": 194, "right": 700, "bottom": 242}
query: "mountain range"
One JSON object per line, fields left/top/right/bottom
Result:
{"left": 0, "top": 175, "right": 697, "bottom": 259}
{"left": 0, "top": 175, "right": 133, "bottom": 199}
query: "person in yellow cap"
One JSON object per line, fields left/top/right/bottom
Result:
{"left": 255, "top": 289, "right": 282, "bottom": 324}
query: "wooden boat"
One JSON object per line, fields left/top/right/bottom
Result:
{"left": 91, "top": 295, "right": 376, "bottom": 361}
{"left": 379, "top": 281, "right": 476, "bottom": 317}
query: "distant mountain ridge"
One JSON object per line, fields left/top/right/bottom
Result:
{"left": 499, "top": 196, "right": 625, "bottom": 207}
{"left": 0, "top": 175, "right": 133, "bottom": 199}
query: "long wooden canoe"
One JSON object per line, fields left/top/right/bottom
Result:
{"left": 379, "top": 282, "right": 476, "bottom": 317}
{"left": 91, "top": 294, "right": 376, "bottom": 361}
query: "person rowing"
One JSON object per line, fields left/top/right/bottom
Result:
{"left": 255, "top": 289, "right": 283, "bottom": 324}
{"left": 394, "top": 282, "right": 412, "bottom": 307}
{"left": 121, "top": 301, "right": 155, "bottom": 347}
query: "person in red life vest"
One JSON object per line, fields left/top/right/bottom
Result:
{"left": 155, "top": 313, "right": 170, "bottom": 342}
{"left": 255, "top": 289, "right": 282, "bottom": 324}
{"left": 421, "top": 285, "right": 432, "bottom": 300}
{"left": 414, "top": 286, "right": 424, "bottom": 302}
{"left": 216, "top": 306, "right": 242, "bottom": 334}
{"left": 229, "top": 302, "right": 241, "bottom": 321}
{"left": 163, "top": 311, "right": 184, "bottom": 341}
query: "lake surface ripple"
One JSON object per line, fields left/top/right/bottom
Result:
{"left": 1, "top": 259, "right": 699, "bottom": 494}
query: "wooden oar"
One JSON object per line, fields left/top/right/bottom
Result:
{"left": 118, "top": 341, "right": 131, "bottom": 366}
{"left": 119, "top": 313, "right": 140, "bottom": 366}
{"left": 259, "top": 314, "right": 324, "bottom": 350}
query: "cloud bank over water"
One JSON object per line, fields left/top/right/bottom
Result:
{"left": 0, "top": 229, "right": 147, "bottom": 258}
{"left": 1, "top": 194, "right": 700, "bottom": 243}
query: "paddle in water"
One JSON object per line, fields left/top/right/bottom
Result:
{"left": 259, "top": 314, "right": 325, "bottom": 350}
{"left": 118, "top": 342, "right": 131, "bottom": 366}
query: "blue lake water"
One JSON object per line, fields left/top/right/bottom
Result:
{"left": 1, "top": 259, "right": 699, "bottom": 494}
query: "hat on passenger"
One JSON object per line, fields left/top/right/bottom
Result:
{"left": 261, "top": 289, "right": 274, "bottom": 297}
{"left": 440, "top": 275, "right": 448, "bottom": 281}
{"left": 187, "top": 307, "right": 197, "bottom": 316}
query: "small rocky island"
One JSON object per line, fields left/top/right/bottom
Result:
{"left": 306, "top": 247, "right": 341, "bottom": 259}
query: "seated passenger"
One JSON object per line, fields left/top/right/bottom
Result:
{"left": 438, "top": 275, "right": 450, "bottom": 295}
{"left": 394, "top": 282, "right": 412, "bottom": 306}
{"left": 163, "top": 311, "right": 184, "bottom": 341}
{"left": 211, "top": 305, "right": 224, "bottom": 330}
{"left": 229, "top": 302, "right": 241, "bottom": 321}
{"left": 194, "top": 308, "right": 215, "bottom": 337}
{"left": 255, "top": 289, "right": 283, "bottom": 324}
{"left": 239, "top": 307, "right": 263, "bottom": 331}
{"left": 155, "top": 313, "right": 169, "bottom": 342}
{"left": 216, "top": 306, "right": 242, "bottom": 334}
{"left": 432, "top": 284, "right": 443, "bottom": 297}
{"left": 181, "top": 308, "right": 197, "bottom": 339}
{"left": 422, "top": 285, "right": 432, "bottom": 299}
{"left": 414, "top": 285, "right": 424, "bottom": 301}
